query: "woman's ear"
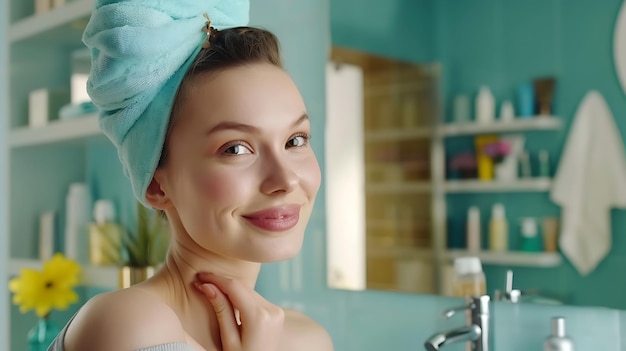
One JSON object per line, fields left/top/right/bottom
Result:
{"left": 145, "top": 170, "right": 171, "bottom": 210}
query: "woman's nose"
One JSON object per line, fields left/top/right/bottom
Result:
{"left": 260, "top": 155, "right": 299, "bottom": 195}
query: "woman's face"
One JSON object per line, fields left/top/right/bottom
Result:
{"left": 153, "top": 63, "right": 320, "bottom": 263}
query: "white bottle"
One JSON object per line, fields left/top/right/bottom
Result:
{"left": 489, "top": 203, "right": 508, "bottom": 251}
{"left": 38, "top": 211, "right": 55, "bottom": 261}
{"left": 499, "top": 100, "right": 515, "bottom": 121}
{"left": 544, "top": 317, "right": 574, "bottom": 351}
{"left": 466, "top": 207, "right": 481, "bottom": 252}
{"left": 65, "top": 183, "right": 91, "bottom": 263}
{"left": 475, "top": 86, "right": 495, "bottom": 123}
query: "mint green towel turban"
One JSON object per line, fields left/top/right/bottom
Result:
{"left": 82, "top": 0, "right": 249, "bottom": 205}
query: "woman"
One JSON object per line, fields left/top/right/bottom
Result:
{"left": 49, "top": 1, "right": 332, "bottom": 350}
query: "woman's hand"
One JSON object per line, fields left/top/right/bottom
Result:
{"left": 194, "top": 272, "right": 285, "bottom": 351}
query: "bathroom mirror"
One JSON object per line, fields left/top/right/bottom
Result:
{"left": 326, "top": 0, "right": 626, "bottom": 310}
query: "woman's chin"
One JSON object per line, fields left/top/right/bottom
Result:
{"left": 252, "top": 241, "right": 304, "bottom": 263}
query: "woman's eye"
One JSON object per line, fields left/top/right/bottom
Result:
{"left": 287, "top": 134, "right": 309, "bottom": 148}
{"left": 223, "top": 143, "right": 252, "bottom": 155}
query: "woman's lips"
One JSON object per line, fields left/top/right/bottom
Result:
{"left": 242, "top": 204, "right": 301, "bottom": 232}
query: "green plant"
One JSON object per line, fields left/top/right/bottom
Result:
{"left": 122, "top": 202, "right": 170, "bottom": 267}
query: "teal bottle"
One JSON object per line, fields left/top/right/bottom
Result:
{"left": 520, "top": 218, "right": 543, "bottom": 252}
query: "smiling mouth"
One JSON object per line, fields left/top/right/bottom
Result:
{"left": 242, "top": 204, "right": 301, "bottom": 232}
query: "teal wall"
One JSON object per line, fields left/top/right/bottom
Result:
{"left": 434, "top": 0, "right": 626, "bottom": 309}
{"left": 330, "top": 0, "right": 434, "bottom": 63}
{"left": 331, "top": 0, "right": 626, "bottom": 309}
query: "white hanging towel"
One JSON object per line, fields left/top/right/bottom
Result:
{"left": 550, "top": 90, "right": 626, "bottom": 275}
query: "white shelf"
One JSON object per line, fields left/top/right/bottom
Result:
{"left": 444, "top": 178, "right": 552, "bottom": 193}
{"left": 366, "top": 181, "right": 432, "bottom": 194}
{"left": 10, "top": 0, "right": 94, "bottom": 45}
{"left": 9, "top": 115, "right": 102, "bottom": 148}
{"left": 8, "top": 258, "right": 118, "bottom": 289}
{"left": 446, "top": 250, "right": 562, "bottom": 267}
{"left": 440, "top": 116, "right": 562, "bottom": 137}
{"left": 365, "top": 127, "right": 433, "bottom": 142}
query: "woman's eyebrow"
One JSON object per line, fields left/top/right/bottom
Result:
{"left": 206, "top": 113, "right": 309, "bottom": 135}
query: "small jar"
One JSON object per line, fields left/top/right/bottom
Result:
{"left": 451, "top": 257, "right": 486, "bottom": 298}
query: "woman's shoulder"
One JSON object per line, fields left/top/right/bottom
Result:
{"left": 282, "top": 309, "right": 334, "bottom": 351}
{"left": 63, "top": 287, "right": 188, "bottom": 351}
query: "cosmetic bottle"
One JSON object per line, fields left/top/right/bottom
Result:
{"left": 520, "top": 217, "right": 542, "bottom": 252}
{"left": 500, "top": 100, "right": 515, "bottom": 121}
{"left": 65, "top": 182, "right": 91, "bottom": 263}
{"left": 475, "top": 86, "right": 495, "bottom": 123}
{"left": 489, "top": 203, "right": 508, "bottom": 252}
{"left": 543, "top": 217, "right": 559, "bottom": 253}
{"left": 534, "top": 77, "right": 556, "bottom": 116}
{"left": 519, "top": 151, "right": 532, "bottom": 178}
{"left": 517, "top": 83, "right": 535, "bottom": 117}
{"left": 452, "top": 257, "right": 486, "bottom": 298}
{"left": 89, "top": 199, "right": 123, "bottom": 265}
{"left": 466, "top": 207, "right": 481, "bottom": 252}
{"left": 539, "top": 150, "right": 551, "bottom": 178}
{"left": 544, "top": 317, "right": 575, "bottom": 351}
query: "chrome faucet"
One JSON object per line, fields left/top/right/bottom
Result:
{"left": 424, "top": 295, "right": 491, "bottom": 351}
{"left": 494, "top": 270, "right": 564, "bottom": 304}
{"left": 494, "top": 270, "right": 521, "bottom": 303}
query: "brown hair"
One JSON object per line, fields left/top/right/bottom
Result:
{"left": 158, "top": 26, "right": 283, "bottom": 167}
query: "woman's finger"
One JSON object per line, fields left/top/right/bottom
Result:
{"left": 196, "top": 273, "right": 258, "bottom": 322}
{"left": 196, "top": 272, "right": 285, "bottom": 350}
{"left": 196, "top": 283, "right": 241, "bottom": 350}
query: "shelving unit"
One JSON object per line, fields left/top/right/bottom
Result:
{"left": 10, "top": 0, "right": 94, "bottom": 45}
{"left": 440, "top": 115, "right": 562, "bottom": 136}
{"left": 430, "top": 115, "right": 565, "bottom": 293}
{"left": 444, "top": 178, "right": 552, "bottom": 193}
{"left": 9, "top": 115, "right": 101, "bottom": 148}
{"left": 3, "top": 2, "right": 129, "bottom": 348}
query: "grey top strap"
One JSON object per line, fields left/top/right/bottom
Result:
{"left": 47, "top": 313, "right": 195, "bottom": 351}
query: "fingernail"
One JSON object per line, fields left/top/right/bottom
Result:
{"left": 200, "top": 283, "right": 217, "bottom": 299}
{"left": 196, "top": 272, "right": 212, "bottom": 279}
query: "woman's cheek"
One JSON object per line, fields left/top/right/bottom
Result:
{"left": 198, "top": 168, "right": 251, "bottom": 205}
{"left": 301, "top": 154, "right": 321, "bottom": 196}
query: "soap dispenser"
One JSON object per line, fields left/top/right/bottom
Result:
{"left": 544, "top": 317, "right": 574, "bottom": 351}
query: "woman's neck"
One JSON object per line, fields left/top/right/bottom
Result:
{"left": 139, "top": 235, "right": 261, "bottom": 349}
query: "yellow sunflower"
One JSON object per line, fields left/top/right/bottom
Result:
{"left": 8, "top": 253, "right": 81, "bottom": 318}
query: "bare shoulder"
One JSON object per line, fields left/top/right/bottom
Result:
{"left": 282, "top": 309, "right": 334, "bottom": 351}
{"left": 64, "top": 287, "right": 187, "bottom": 351}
